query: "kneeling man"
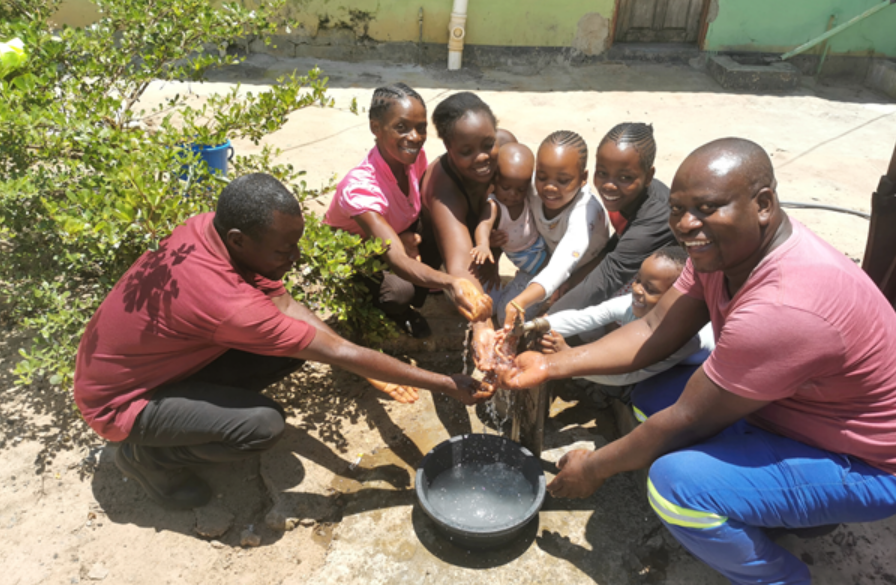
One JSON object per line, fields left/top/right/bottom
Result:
{"left": 501, "top": 139, "right": 896, "bottom": 584}
{"left": 75, "top": 173, "right": 489, "bottom": 509}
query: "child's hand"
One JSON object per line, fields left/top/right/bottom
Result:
{"left": 539, "top": 330, "right": 569, "bottom": 354}
{"left": 489, "top": 229, "right": 509, "bottom": 249}
{"left": 470, "top": 243, "right": 494, "bottom": 266}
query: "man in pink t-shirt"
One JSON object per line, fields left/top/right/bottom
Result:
{"left": 74, "top": 173, "right": 490, "bottom": 510}
{"left": 499, "top": 139, "right": 896, "bottom": 583}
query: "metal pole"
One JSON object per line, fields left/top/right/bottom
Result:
{"left": 780, "top": 0, "right": 895, "bottom": 61}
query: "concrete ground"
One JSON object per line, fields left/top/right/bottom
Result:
{"left": 4, "top": 55, "right": 896, "bottom": 585}
{"left": 174, "top": 55, "right": 896, "bottom": 582}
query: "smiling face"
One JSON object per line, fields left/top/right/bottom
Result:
{"left": 593, "top": 141, "right": 654, "bottom": 213}
{"left": 445, "top": 111, "right": 499, "bottom": 184}
{"left": 534, "top": 143, "right": 588, "bottom": 219}
{"left": 227, "top": 211, "right": 305, "bottom": 281}
{"left": 371, "top": 97, "right": 427, "bottom": 171}
{"left": 630, "top": 255, "right": 681, "bottom": 318}
{"left": 669, "top": 151, "right": 773, "bottom": 278}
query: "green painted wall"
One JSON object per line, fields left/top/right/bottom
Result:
{"left": 704, "top": 0, "right": 896, "bottom": 58}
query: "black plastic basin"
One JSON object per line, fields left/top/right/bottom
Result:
{"left": 416, "top": 434, "right": 546, "bottom": 549}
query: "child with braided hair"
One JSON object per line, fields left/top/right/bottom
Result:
{"left": 495, "top": 130, "right": 610, "bottom": 327}
{"left": 546, "top": 122, "right": 677, "bottom": 316}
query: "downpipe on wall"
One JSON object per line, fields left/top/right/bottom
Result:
{"left": 447, "top": 0, "right": 468, "bottom": 70}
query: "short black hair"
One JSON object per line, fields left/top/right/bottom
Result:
{"left": 600, "top": 122, "right": 657, "bottom": 171}
{"left": 369, "top": 83, "right": 425, "bottom": 123}
{"left": 542, "top": 130, "right": 588, "bottom": 172}
{"left": 653, "top": 244, "right": 689, "bottom": 270}
{"left": 432, "top": 92, "right": 497, "bottom": 144}
{"left": 214, "top": 173, "right": 302, "bottom": 240}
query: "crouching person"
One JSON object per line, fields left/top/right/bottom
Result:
{"left": 74, "top": 173, "right": 490, "bottom": 510}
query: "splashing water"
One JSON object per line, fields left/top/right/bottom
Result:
{"left": 427, "top": 462, "right": 536, "bottom": 528}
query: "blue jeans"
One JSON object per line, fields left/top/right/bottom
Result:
{"left": 632, "top": 368, "right": 896, "bottom": 584}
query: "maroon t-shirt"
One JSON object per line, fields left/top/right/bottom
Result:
{"left": 74, "top": 213, "right": 316, "bottom": 441}
{"left": 675, "top": 220, "right": 896, "bottom": 474}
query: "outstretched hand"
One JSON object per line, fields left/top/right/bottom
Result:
{"left": 445, "top": 373, "right": 496, "bottom": 405}
{"left": 366, "top": 378, "right": 420, "bottom": 404}
{"left": 546, "top": 449, "right": 605, "bottom": 499}
{"left": 452, "top": 278, "right": 493, "bottom": 322}
{"left": 539, "top": 330, "right": 570, "bottom": 354}
{"left": 496, "top": 350, "right": 549, "bottom": 390}
{"left": 470, "top": 243, "right": 494, "bottom": 266}
{"left": 503, "top": 300, "right": 526, "bottom": 331}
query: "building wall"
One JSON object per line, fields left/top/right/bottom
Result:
{"left": 48, "top": 0, "right": 896, "bottom": 59}
{"left": 51, "top": 0, "right": 616, "bottom": 54}
{"left": 704, "top": 0, "right": 896, "bottom": 57}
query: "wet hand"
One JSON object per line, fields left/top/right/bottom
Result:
{"left": 446, "top": 373, "right": 496, "bottom": 405}
{"left": 496, "top": 351, "right": 548, "bottom": 390}
{"left": 546, "top": 449, "right": 605, "bottom": 499}
{"left": 366, "top": 378, "right": 420, "bottom": 404}
{"left": 539, "top": 330, "right": 569, "bottom": 355}
{"left": 471, "top": 325, "right": 498, "bottom": 373}
{"left": 503, "top": 299, "right": 526, "bottom": 331}
{"left": 453, "top": 278, "right": 493, "bottom": 322}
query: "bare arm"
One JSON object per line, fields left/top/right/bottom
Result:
{"left": 289, "top": 315, "right": 490, "bottom": 404}
{"left": 272, "top": 293, "right": 336, "bottom": 335}
{"left": 352, "top": 211, "right": 456, "bottom": 291}
{"left": 422, "top": 162, "right": 485, "bottom": 291}
{"left": 421, "top": 161, "right": 494, "bottom": 323}
{"left": 547, "top": 368, "right": 770, "bottom": 498}
{"left": 273, "top": 293, "right": 489, "bottom": 403}
{"left": 473, "top": 200, "right": 499, "bottom": 250}
{"left": 499, "top": 287, "right": 709, "bottom": 388}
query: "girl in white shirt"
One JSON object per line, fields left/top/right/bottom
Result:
{"left": 493, "top": 130, "right": 610, "bottom": 326}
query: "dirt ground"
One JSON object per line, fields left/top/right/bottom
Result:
{"left": 3, "top": 56, "right": 896, "bottom": 585}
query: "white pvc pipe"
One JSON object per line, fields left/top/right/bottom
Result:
{"left": 447, "top": 0, "right": 469, "bottom": 70}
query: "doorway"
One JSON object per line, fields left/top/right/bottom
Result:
{"left": 614, "top": 0, "right": 706, "bottom": 44}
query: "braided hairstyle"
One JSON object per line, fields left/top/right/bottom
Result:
{"left": 369, "top": 83, "right": 425, "bottom": 123}
{"left": 541, "top": 130, "right": 588, "bottom": 172}
{"left": 653, "top": 244, "right": 689, "bottom": 270}
{"left": 600, "top": 122, "right": 657, "bottom": 171}
{"left": 432, "top": 92, "right": 497, "bottom": 144}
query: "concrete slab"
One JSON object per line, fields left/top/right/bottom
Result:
{"left": 866, "top": 59, "right": 896, "bottom": 100}
{"left": 707, "top": 54, "right": 801, "bottom": 91}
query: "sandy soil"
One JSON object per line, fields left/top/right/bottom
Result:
{"left": 3, "top": 57, "right": 896, "bottom": 585}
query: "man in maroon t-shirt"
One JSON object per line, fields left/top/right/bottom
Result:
{"left": 74, "top": 173, "right": 490, "bottom": 510}
{"left": 499, "top": 139, "right": 896, "bottom": 583}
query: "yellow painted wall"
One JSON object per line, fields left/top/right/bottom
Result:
{"left": 51, "top": 0, "right": 617, "bottom": 48}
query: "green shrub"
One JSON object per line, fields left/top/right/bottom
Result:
{"left": 0, "top": 0, "right": 396, "bottom": 390}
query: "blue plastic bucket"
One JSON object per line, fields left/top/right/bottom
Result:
{"left": 179, "top": 140, "right": 234, "bottom": 180}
